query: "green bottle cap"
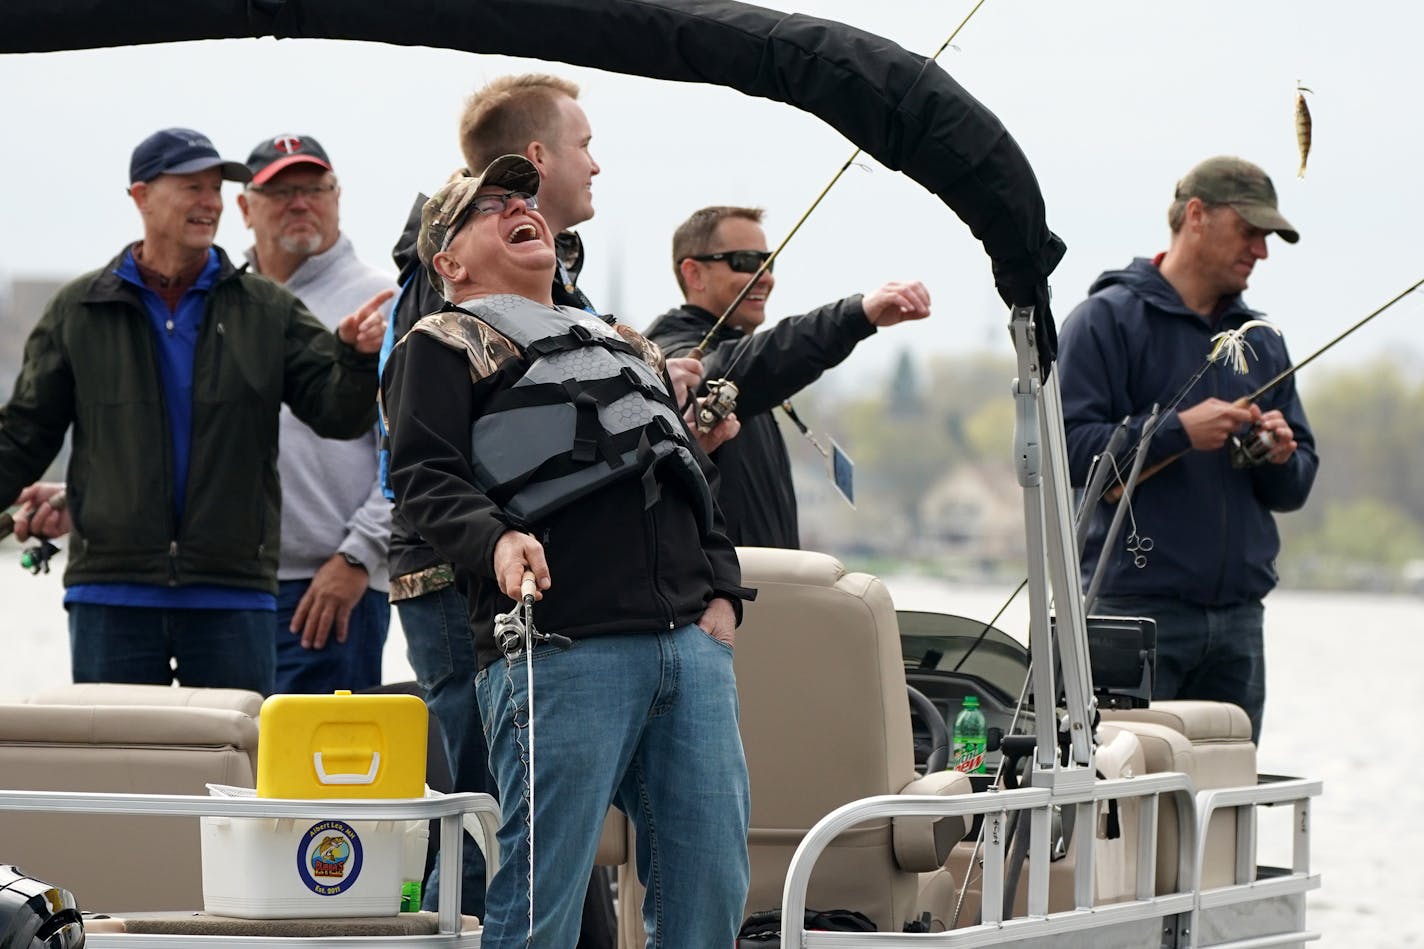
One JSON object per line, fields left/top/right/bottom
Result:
{"left": 963, "top": 695, "right": 979, "bottom": 708}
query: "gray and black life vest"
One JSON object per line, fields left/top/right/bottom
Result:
{"left": 457, "top": 295, "right": 714, "bottom": 530}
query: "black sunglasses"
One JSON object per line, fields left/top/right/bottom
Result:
{"left": 685, "top": 250, "right": 774, "bottom": 275}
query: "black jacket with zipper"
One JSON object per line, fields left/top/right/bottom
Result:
{"left": 642, "top": 300, "right": 875, "bottom": 549}
{"left": 0, "top": 245, "right": 378, "bottom": 593}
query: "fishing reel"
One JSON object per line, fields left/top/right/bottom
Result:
{"left": 695, "top": 378, "right": 740, "bottom": 434}
{"left": 493, "top": 608, "right": 531, "bottom": 659}
{"left": 1229, "top": 424, "right": 1275, "bottom": 469}
{"left": 20, "top": 538, "right": 61, "bottom": 575}
{"left": 493, "top": 602, "right": 571, "bottom": 659}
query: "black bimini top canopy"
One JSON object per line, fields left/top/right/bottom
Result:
{"left": 1, "top": 0, "right": 1066, "bottom": 361}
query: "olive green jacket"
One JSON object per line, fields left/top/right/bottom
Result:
{"left": 0, "top": 246, "right": 378, "bottom": 593}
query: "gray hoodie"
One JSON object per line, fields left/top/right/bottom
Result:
{"left": 249, "top": 233, "right": 394, "bottom": 591}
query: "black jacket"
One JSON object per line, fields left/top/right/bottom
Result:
{"left": 384, "top": 309, "right": 751, "bottom": 670}
{"left": 1058, "top": 258, "right": 1318, "bottom": 605}
{"left": 0, "top": 245, "right": 377, "bottom": 592}
{"left": 642, "top": 300, "right": 875, "bottom": 548}
{"left": 386, "top": 195, "right": 597, "bottom": 580}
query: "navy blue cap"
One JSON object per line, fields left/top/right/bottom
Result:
{"left": 129, "top": 128, "right": 252, "bottom": 185}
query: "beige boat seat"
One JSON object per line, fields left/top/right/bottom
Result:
{"left": 615, "top": 548, "right": 971, "bottom": 944}
{"left": 0, "top": 683, "right": 261, "bottom": 912}
{"left": 1101, "top": 699, "right": 1256, "bottom": 891}
{"left": 736, "top": 547, "right": 972, "bottom": 928}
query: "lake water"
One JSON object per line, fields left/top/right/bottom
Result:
{"left": 2, "top": 543, "right": 1419, "bottom": 944}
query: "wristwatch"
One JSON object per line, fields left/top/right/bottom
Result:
{"left": 340, "top": 552, "right": 367, "bottom": 572}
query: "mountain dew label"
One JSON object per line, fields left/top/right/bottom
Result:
{"left": 953, "top": 737, "right": 986, "bottom": 774}
{"left": 953, "top": 697, "right": 988, "bottom": 774}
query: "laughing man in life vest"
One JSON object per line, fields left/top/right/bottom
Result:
{"left": 381, "top": 154, "right": 754, "bottom": 949}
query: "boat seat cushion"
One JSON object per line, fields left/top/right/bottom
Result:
{"left": 22, "top": 682, "right": 264, "bottom": 717}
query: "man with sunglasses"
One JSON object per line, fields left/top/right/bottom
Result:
{"left": 238, "top": 133, "right": 395, "bottom": 695}
{"left": 645, "top": 205, "right": 931, "bottom": 548}
{"left": 383, "top": 155, "right": 753, "bottom": 949}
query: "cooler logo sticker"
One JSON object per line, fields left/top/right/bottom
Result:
{"left": 296, "top": 820, "right": 364, "bottom": 895}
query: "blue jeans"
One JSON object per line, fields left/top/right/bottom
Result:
{"left": 475, "top": 625, "right": 750, "bottom": 949}
{"left": 274, "top": 582, "right": 390, "bottom": 694}
{"left": 1095, "top": 595, "right": 1266, "bottom": 743}
{"left": 399, "top": 585, "right": 489, "bottom": 918}
{"left": 68, "top": 603, "right": 276, "bottom": 695}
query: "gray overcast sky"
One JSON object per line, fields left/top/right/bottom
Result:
{"left": 1, "top": 0, "right": 1419, "bottom": 389}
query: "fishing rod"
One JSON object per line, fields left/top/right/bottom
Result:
{"left": 493, "top": 570, "right": 544, "bottom": 943}
{"left": 1104, "top": 272, "right": 1424, "bottom": 500}
{"left": 492, "top": 566, "right": 573, "bottom": 943}
{"left": 687, "top": 0, "right": 991, "bottom": 433}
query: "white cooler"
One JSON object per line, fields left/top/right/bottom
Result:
{"left": 200, "top": 783, "right": 429, "bottom": 919}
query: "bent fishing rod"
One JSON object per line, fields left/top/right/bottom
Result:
{"left": 1102, "top": 272, "right": 1424, "bottom": 502}
{"left": 685, "top": 0, "right": 990, "bottom": 433}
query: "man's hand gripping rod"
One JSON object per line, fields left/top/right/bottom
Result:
{"left": 1104, "top": 273, "right": 1424, "bottom": 501}
{"left": 1, "top": 490, "right": 67, "bottom": 574}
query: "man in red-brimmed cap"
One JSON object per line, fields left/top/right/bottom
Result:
{"left": 237, "top": 134, "right": 395, "bottom": 696}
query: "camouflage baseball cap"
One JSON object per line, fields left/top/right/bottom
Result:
{"left": 1174, "top": 156, "right": 1299, "bottom": 243}
{"left": 417, "top": 154, "right": 542, "bottom": 292}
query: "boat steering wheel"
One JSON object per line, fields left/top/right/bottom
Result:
{"left": 907, "top": 684, "right": 950, "bottom": 774}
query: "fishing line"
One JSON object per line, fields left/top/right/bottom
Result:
{"left": 686, "top": 0, "right": 992, "bottom": 379}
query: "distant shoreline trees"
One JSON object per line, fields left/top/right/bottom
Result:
{"left": 796, "top": 348, "right": 1424, "bottom": 594}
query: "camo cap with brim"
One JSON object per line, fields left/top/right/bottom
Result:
{"left": 418, "top": 154, "right": 542, "bottom": 292}
{"left": 1175, "top": 156, "right": 1299, "bottom": 244}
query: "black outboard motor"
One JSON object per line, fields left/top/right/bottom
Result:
{"left": 0, "top": 866, "right": 84, "bottom": 949}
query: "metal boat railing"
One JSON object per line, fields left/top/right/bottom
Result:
{"left": 0, "top": 787, "right": 500, "bottom": 948}
{"left": 777, "top": 772, "right": 1322, "bottom": 948}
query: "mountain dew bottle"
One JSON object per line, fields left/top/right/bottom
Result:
{"left": 952, "top": 695, "right": 987, "bottom": 774}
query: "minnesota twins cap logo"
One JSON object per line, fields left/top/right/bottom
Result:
{"left": 245, "top": 133, "right": 334, "bottom": 184}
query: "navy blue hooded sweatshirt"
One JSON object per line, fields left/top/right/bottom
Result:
{"left": 1058, "top": 257, "right": 1318, "bottom": 606}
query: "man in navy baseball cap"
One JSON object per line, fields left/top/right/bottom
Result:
{"left": 128, "top": 127, "right": 250, "bottom": 185}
